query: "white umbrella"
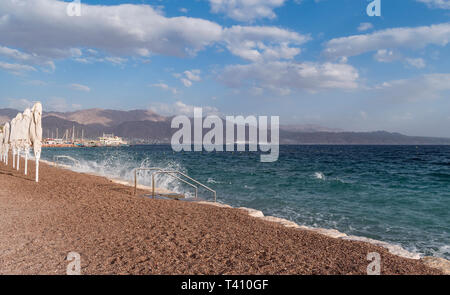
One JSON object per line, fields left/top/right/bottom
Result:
{"left": 10, "top": 117, "right": 17, "bottom": 169}
{"left": 3, "top": 122, "right": 10, "bottom": 165}
{"left": 29, "top": 102, "right": 43, "bottom": 182}
{"left": 21, "top": 108, "right": 33, "bottom": 175}
{"left": 14, "top": 113, "right": 25, "bottom": 171}
{"left": 0, "top": 129, "right": 4, "bottom": 163}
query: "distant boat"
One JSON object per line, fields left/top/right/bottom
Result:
{"left": 97, "top": 133, "right": 128, "bottom": 147}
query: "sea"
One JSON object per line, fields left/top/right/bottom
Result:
{"left": 41, "top": 145, "right": 450, "bottom": 259}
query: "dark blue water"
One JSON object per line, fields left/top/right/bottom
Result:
{"left": 42, "top": 145, "right": 450, "bottom": 259}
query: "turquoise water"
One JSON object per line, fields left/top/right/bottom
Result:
{"left": 42, "top": 145, "right": 450, "bottom": 259}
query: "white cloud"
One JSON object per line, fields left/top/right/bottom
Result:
{"left": 417, "top": 0, "right": 450, "bottom": 9}
{"left": 0, "top": 46, "right": 33, "bottom": 61}
{"left": 222, "top": 26, "right": 309, "bottom": 62}
{"left": 6, "top": 98, "right": 34, "bottom": 110}
{"left": 209, "top": 0, "right": 287, "bottom": 22}
{"left": 0, "top": 0, "right": 223, "bottom": 60}
{"left": 5, "top": 97, "right": 81, "bottom": 112}
{"left": 149, "top": 101, "right": 219, "bottom": 116}
{"left": 177, "top": 69, "right": 201, "bottom": 87}
{"left": 0, "top": 0, "right": 308, "bottom": 71}
{"left": 184, "top": 70, "right": 201, "bottom": 82}
{"left": 0, "top": 61, "right": 36, "bottom": 74}
{"left": 47, "top": 97, "right": 82, "bottom": 112}
{"left": 104, "top": 57, "right": 128, "bottom": 65}
{"left": 181, "top": 78, "right": 193, "bottom": 87}
{"left": 70, "top": 83, "right": 91, "bottom": 92}
{"left": 373, "top": 50, "right": 427, "bottom": 69}
{"left": 358, "top": 23, "right": 374, "bottom": 32}
{"left": 73, "top": 54, "right": 129, "bottom": 66}
{"left": 0, "top": 46, "right": 55, "bottom": 71}
{"left": 375, "top": 74, "right": 450, "bottom": 101}
{"left": 220, "top": 61, "right": 359, "bottom": 95}
{"left": 324, "top": 23, "right": 450, "bottom": 59}
{"left": 373, "top": 49, "right": 400, "bottom": 62}
{"left": 405, "top": 58, "right": 426, "bottom": 69}
{"left": 151, "top": 83, "right": 178, "bottom": 95}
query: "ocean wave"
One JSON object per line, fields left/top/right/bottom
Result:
{"left": 47, "top": 152, "right": 193, "bottom": 198}
{"left": 207, "top": 177, "right": 221, "bottom": 184}
{"left": 314, "top": 172, "right": 325, "bottom": 180}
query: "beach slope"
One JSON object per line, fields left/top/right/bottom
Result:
{"left": 0, "top": 155, "right": 441, "bottom": 274}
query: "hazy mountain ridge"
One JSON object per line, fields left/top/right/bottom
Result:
{"left": 1, "top": 108, "right": 450, "bottom": 144}
{"left": 44, "top": 108, "right": 167, "bottom": 127}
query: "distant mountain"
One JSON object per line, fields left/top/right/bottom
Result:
{"left": 1, "top": 108, "right": 450, "bottom": 145}
{"left": 0, "top": 108, "right": 22, "bottom": 123}
{"left": 281, "top": 124, "right": 343, "bottom": 133}
{"left": 44, "top": 108, "right": 166, "bottom": 126}
{"left": 279, "top": 130, "right": 450, "bottom": 145}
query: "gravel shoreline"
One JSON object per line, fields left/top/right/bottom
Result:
{"left": 0, "top": 153, "right": 443, "bottom": 274}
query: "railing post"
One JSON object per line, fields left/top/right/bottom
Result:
{"left": 134, "top": 169, "right": 137, "bottom": 195}
{"left": 152, "top": 173, "right": 155, "bottom": 199}
{"left": 130, "top": 167, "right": 217, "bottom": 202}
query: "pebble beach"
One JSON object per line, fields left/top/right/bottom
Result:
{"left": 0, "top": 153, "right": 445, "bottom": 275}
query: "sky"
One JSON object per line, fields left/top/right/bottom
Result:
{"left": 0, "top": 0, "right": 449, "bottom": 137}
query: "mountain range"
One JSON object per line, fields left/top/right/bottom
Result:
{"left": 1, "top": 108, "right": 450, "bottom": 145}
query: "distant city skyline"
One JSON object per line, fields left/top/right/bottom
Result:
{"left": 1, "top": 0, "right": 450, "bottom": 137}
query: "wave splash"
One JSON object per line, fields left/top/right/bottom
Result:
{"left": 48, "top": 151, "right": 196, "bottom": 198}
{"left": 314, "top": 172, "right": 325, "bottom": 180}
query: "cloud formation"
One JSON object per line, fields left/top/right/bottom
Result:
{"left": 223, "top": 26, "right": 308, "bottom": 62}
{"left": 375, "top": 73, "right": 450, "bottom": 101}
{"left": 0, "top": 0, "right": 306, "bottom": 71}
{"left": 220, "top": 61, "right": 359, "bottom": 95}
{"left": 70, "top": 83, "right": 91, "bottom": 92}
{"left": 0, "top": 61, "right": 36, "bottom": 74}
{"left": 149, "top": 101, "right": 219, "bottom": 116}
{"left": 357, "top": 23, "right": 374, "bottom": 32}
{"left": 0, "top": 0, "right": 223, "bottom": 59}
{"left": 151, "top": 83, "right": 178, "bottom": 95}
{"left": 209, "top": 0, "right": 287, "bottom": 22}
{"left": 324, "top": 23, "right": 450, "bottom": 59}
{"left": 417, "top": 0, "right": 450, "bottom": 9}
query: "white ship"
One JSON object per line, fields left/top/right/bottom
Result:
{"left": 98, "top": 133, "right": 128, "bottom": 147}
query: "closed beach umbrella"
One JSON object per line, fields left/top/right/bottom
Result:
{"left": 3, "top": 122, "right": 10, "bottom": 165}
{"left": 10, "top": 117, "right": 17, "bottom": 168}
{"left": 14, "top": 113, "right": 24, "bottom": 171}
{"left": 0, "top": 129, "right": 4, "bottom": 163}
{"left": 29, "top": 102, "right": 43, "bottom": 182}
{"left": 21, "top": 108, "right": 33, "bottom": 175}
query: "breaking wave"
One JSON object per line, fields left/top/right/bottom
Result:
{"left": 314, "top": 172, "right": 325, "bottom": 180}
{"left": 44, "top": 149, "right": 196, "bottom": 198}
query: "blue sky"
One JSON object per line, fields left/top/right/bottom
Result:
{"left": 0, "top": 0, "right": 449, "bottom": 136}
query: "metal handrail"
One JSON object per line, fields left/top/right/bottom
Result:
{"left": 151, "top": 171, "right": 198, "bottom": 200}
{"left": 134, "top": 167, "right": 164, "bottom": 195}
{"left": 134, "top": 167, "right": 217, "bottom": 202}
{"left": 153, "top": 170, "right": 216, "bottom": 202}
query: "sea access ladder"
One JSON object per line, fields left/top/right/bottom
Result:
{"left": 133, "top": 167, "right": 217, "bottom": 202}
